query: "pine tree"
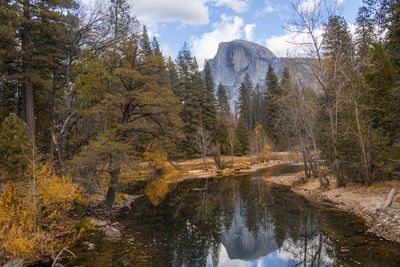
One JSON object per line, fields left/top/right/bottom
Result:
{"left": 108, "top": 0, "right": 132, "bottom": 47}
{"left": 362, "top": 42, "right": 399, "bottom": 180}
{"left": 166, "top": 57, "right": 180, "bottom": 97}
{"left": 237, "top": 73, "right": 252, "bottom": 130}
{"left": 0, "top": 0, "right": 78, "bottom": 144}
{"left": 175, "top": 44, "right": 204, "bottom": 157}
{"left": 0, "top": 113, "right": 32, "bottom": 178}
{"left": 152, "top": 36, "right": 162, "bottom": 56}
{"left": 216, "top": 83, "right": 230, "bottom": 115}
{"left": 265, "top": 64, "right": 280, "bottom": 145}
{"left": 71, "top": 0, "right": 182, "bottom": 209}
{"left": 385, "top": 1, "right": 400, "bottom": 70}
{"left": 0, "top": 1, "right": 19, "bottom": 123}
{"left": 251, "top": 83, "right": 264, "bottom": 131}
{"left": 141, "top": 26, "right": 152, "bottom": 57}
{"left": 235, "top": 119, "right": 249, "bottom": 156}
{"left": 363, "top": 43, "right": 396, "bottom": 130}
{"left": 202, "top": 61, "right": 217, "bottom": 134}
{"left": 356, "top": 5, "right": 376, "bottom": 57}
{"left": 215, "top": 123, "right": 229, "bottom": 154}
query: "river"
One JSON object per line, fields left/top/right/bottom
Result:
{"left": 70, "top": 164, "right": 400, "bottom": 266}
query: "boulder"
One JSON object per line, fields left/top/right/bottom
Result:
{"left": 104, "top": 226, "right": 122, "bottom": 239}
{"left": 82, "top": 241, "right": 96, "bottom": 251}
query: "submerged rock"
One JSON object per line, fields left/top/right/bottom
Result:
{"left": 113, "top": 194, "right": 141, "bottom": 214}
{"left": 104, "top": 226, "right": 122, "bottom": 239}
{"left": 82, "top": 241, "right": 96, "bottom": 251}
{"left": 92, "top": 218, "right": 109, "bottom": 228}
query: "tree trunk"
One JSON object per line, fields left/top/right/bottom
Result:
{"left": 66, "top": 51, "right": 72, "bottom": 114}
{"left": 104, "top": 168, "right": 120, "bottom": 212}
{"left": 383, "top": 189, "right": 396, "bottom": 208}
{"left": 50, "top": 131, "right": 64, "bottom": 166}
{"left": 202, "top": 149, "right": 208, "bottom": 171}
{"left": 22, "top": 1, "right": 35, "bottom": 139}
{"left": 63, "top": 53, "right": 73, "bottom": 156}
{"left": 328, "top": 110, "right": 342, "bottom": 187}
{"left": 353, "top": 97, "right": 370, "bottom": 183}
{"left": 50, "top": 73, "right": 57, "bottom": 159}
{"left": 307, "top": 119, "right": 323, "bottom": 187}
{"left": 303, "top": 150, "right": 310, "bottom": 178}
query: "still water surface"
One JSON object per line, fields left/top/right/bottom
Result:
{"left": 72, "top": 164, "right": 400, "bottom": 266}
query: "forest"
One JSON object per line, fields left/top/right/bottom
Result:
{"left": 0, "top": 0, "right": 399, "bottom": 264}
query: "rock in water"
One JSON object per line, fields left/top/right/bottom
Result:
{"left": 82, "top": 241, "right": 96, "bottom": 251}
{"left": 105, "top": 226, "right": 122, "bottom": 239}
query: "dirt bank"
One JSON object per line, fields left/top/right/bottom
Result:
{"left": 172, "top": 152, "right": 298, "bottom": 180}
{"left": 266, "top": 173, "right": 400, "bottom": 242}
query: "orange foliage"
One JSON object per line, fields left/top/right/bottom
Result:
{"left": 260, "top": 144, "right": 271, "bottom": 161}
{"left": 0, "top": 164, "right": 83, "bottom": 260}
{"left": 144, "top": 178, "right": 170, "bottom": 206}
{"left": 144, "top": 142, "right": 181, "bottom": 181}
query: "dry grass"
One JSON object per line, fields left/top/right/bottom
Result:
{"left": 346, "top": 180, "right": 400, "bottom": 194}
{"left": 172, "top": 152, "right": 299, "bottom": 172}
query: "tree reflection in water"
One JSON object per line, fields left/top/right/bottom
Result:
{"left": 72, "top": 166, "right": 400, "bottom": 267}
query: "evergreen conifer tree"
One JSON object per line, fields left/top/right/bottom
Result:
{"left": 202, "top": 61, "right": 217, "bottom": 134}
{"left": 216, "top": 83, "right": 230, "bottom": 115}
{"left": 235, "top": 119, "right": 249, "bottom": 156}
{"left": 265, "top": 64, "right": 281, "bottom": 145}
{"left": 237, "top": 73, "right": 252, "bottom": 130}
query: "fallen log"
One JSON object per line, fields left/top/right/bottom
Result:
{"left": 383, "top": 189, "right": 396, "bottom": 208}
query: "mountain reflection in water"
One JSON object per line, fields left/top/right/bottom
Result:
{"left": 71, "top": 165, "right": 400, "bottom": 267}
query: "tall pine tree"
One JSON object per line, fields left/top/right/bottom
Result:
{"left": 216, "top": 83, "right": 230, "bottom": 115}
{"left": 237, "top": 73, "right": 252, "bottom": 130}
{"left": 202, "top": 61, "right": 217, "bottom": 135}
{"left": 265, "top": 64, "right": 281, "bottom": 146}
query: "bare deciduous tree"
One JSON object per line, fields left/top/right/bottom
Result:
{"left": 195, "top": 124, "right": 212, "bottom": 171}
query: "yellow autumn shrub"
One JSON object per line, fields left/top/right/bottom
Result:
{"left": 0, "top": 164, "right": 83, "bottom": 260}
{"left": 144, "top": 142, "right": 181, "bottom": 181}
{"left": 260, "top": 144, "right": 271, "bottom": 162}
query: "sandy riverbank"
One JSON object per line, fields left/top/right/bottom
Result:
{"left": 265, "top": 173, "right": 400, "bottom": 242}
{"left": 171, "top": 152, "right": 298, "bottom": 180}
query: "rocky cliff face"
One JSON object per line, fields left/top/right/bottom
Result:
{"left": 208, "top": 39, "right": 297, "bottom": 105}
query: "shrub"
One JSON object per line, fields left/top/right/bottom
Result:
{"left": 0, "top": 113, "right": 32, "bottom": 179}
{"left": 0, "top": 164, "right": 83, "bottom": 260}
{"left": 260, "top": 144, "right": 271, "bottom": 162}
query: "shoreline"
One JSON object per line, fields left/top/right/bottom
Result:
{"left": 265, "top": 173, "right": 400, "bottom": 243}
{"left": 171, "top": 153, "right": 297, "bottom": 181}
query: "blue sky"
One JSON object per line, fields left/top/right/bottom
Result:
{"left": 86, "top": 0, "right": 364, "bottom": 68}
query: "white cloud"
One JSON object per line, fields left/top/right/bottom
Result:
{"left": 255, "top": 1, "right": 275, "bottom": 18}
{"left": 128, "top": 0, "right": 249, "bottom": 32}
{"left": 212, "top": 0, "right": 249, "bottom": 13}
{"left": 265, "top": 25, "right": 324, "bottom": 57}
{"left": 131, "top": 0, "right": 210, "bottom": 29}
{"left": 265, "top": 20, "right": 358, "bottom": 58}
{"left": 298, "top": 0, "right": 320, "bottom": 11}
{"left": 190, "top": 14, "right": 245, "bottom": 69}
{"left": 83, "top": 0, "right": 250, "bottom": 38}
{"left": 244, "top": 24, "right": 256, "bottom": 41}
{"left": 265, "top": 32, "right": 294, "bottom": 57}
